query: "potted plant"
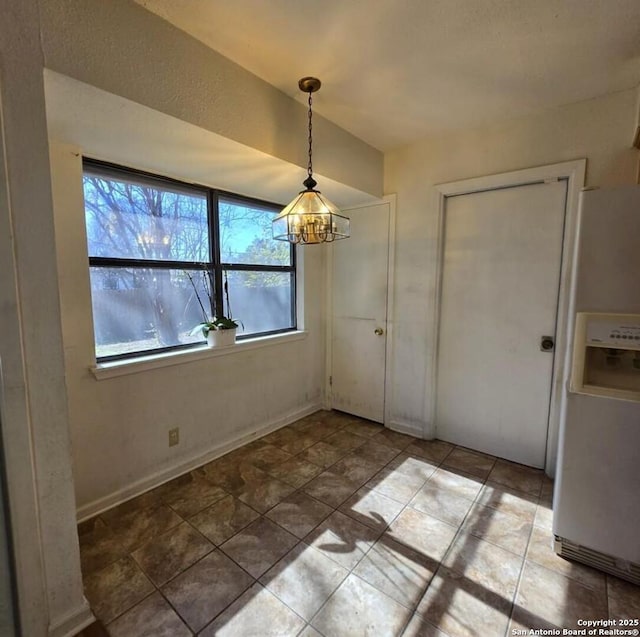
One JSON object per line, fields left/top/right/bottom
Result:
{"left": 186, "top": 270, "right": 241, "bottom": 348}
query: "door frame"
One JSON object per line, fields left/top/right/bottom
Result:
{"left": 430, "top": 161, "right": 586, "bottom": 476}
{"left": 325, "top": 194, "right": 397, "bottom": 425}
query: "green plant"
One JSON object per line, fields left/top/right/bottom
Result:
{"left": 185, "top": 270, "right": 241, "bottom": 336}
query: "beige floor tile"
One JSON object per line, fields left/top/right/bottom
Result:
{"left": 426, "top": 468, "right": 484, "bottom": 501}
{"left": 260, "top": 426, "right": 300, "bottom": 448}
{"left": 464, "top": 503, "right": 532, "bottom": 556}
{"left": 488, "top": 459, "right": 544, "bottom": 496}
{"left": 402, "top": 614, "right": 450, "bottom": 637}
{"left": 416, "top": 566, "right": 512, "bottom": 637}
{"left": 409, "top": 484, "right": 474, "bottom": 527}
{"left": 323, "top": 410, "right": 355, "bottom": 427}
{"left": 366, "top": 466, "right": 426, "bottom": 504}
{"left": 79, "top": 517, "right": 129, "bottom": 576}
{"left": 387, "top": 453, "right": 439, "bottom": 483}
{"left": 533, "top": 502, "right": 553, "bottom": 531}
{"left": 356, "top": 439, "right": 401, "bottom": 466}
{"left": 325, "top": 429, "right": 368, "bottom": 451}
{"left": 84, "top": 556, "right": 154, "bottom": 624}
{"left": 99, "top": 491, "right": 161, "bottom": 526}
{"left": 330, "top": 454, "right": 381, "bottom": 485}
{"left": 131, "top": 521, "right": 213, "bottom": 586}
{"left": 189, "top": 495, "right": 259, "bottom": 545}
{"left": 297, "top": 441, "right": 347, "bottom": 468}
{"left": 608, "top": 575, "right": 640, "bottom": 620}
{"left": 353, "top": 536, "right": 439, "bottom": 609}
{"left": 304, "top": 510, "right": 380, "bottom": 570}
{"left": 371, "top": 428, "right": 417, "bottom": 451}
{"left": 312, "top": 573, "right": 413, "bottom": 637}
{"left": 540, "top": 476, "right": 554, "bottom": 503}
{"left": 513, "top": 561, "right": 608, "bottom": 629}
{"left": 442, "top": 447, "right": 496, "bottom": 479}
{"left": 266, "top": 456, "right": 323, "bottom": 488}
{"left": 341, "top": 418, "right": 384, "bottom": 438}
{"left": 199, "top": 582, "right": 305, "bottom": 636}
{"left": 260, "top": 543, "right": 348, "bottom": 620}
{"left": 236, "top": 476, "right": 296, "bottom": 514}
{"left": 161, "top": 549, "right": 253, "bottom": 632}
{"left": 203, "top": 461, "right": 269, "bottom": 495}
{"left": 220, "top": 517, "right": 298, "bottom": 578}
{"left": 339, "top": 486, "right": 405, "bottom": 530}
{"left": 508, "top": 613, "right": 558, "bottom": 636}
{"left": 77, "top": 515, "right": 104, "bottom": 538}
{"left": 106, "top": 592, "right": 190, "bottom": 637}
{"left": 303, "top": 470, "right": 361, "bottom": 508}
{"left": 104, "top": 504, "right": 183, "bottom": 553}
{"left": 158, "top": 472, "right": 228, "bottom": 518}
{"left": 307, "top": 420, "right": 344, "bottom": 439}
{"left": 265, "top": 491, "right": 333, "bottom": 538}
{"left": 405, "top": 440, "right": 454, "bottom": 464}
{"left": 387, "top": 508, "right": 458, "bottom": 563}
{"left": 242, "top": 443, "right": 294, "bottom": 471}
{"left": 442, "top": 532, "right": 523, "bottom": 599}
{"left": 279, "top": 432, "right": 320, "bottom": 455}
{"left": 476, "top": 481, "right": 538, "bottom": 523}
{"left": 291, "top": 411, "right": 332, "bottom": 431}
{"left": 526, "top": 526, "right": 606, "bottom": 594}
{"left": 80, "top": 415, "right": 613, "bottom": 637}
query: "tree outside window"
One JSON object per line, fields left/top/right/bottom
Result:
{"left": 83, "top": 161, "right": 296, "bottom": 360}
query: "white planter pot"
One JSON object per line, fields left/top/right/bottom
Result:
{"left": 206, "top": 328, "right": 237, "bottom": 348}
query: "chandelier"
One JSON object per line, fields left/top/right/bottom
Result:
{"left": 272, "top": 77, "right": 350, "bottom": 245}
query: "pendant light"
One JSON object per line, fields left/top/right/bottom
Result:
{"left": 272, "top": 77, "right": 350, "bottom": 244}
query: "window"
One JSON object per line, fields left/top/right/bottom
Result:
{"left": 83, "top": 160, "right": 296, "bottom": 361}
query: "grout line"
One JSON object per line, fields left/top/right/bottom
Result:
{"left": 83, "top": 416, "right": 554, "bottom": 636}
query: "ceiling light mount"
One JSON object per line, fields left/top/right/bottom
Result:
{"left": 298, "top": 77, "right": 321, "bottom": 93}
{"left": 272, "top": 77, "right": 350, "bottom": 245}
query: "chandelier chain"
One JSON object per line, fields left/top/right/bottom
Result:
{"left": 307, "top": 91, "right": 313, "bottom": 178}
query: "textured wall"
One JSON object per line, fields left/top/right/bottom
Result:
{"left": 38, "top": 0, "right": 383, "bottom": 198}
{"left": 384, "top": 88, "right": 639, "bottom": 448}
{"left": 0, "top": 1, "right": 90, "bottom": 635}
{"left": 50, "top": 143, "right": 327, "bottom": 515}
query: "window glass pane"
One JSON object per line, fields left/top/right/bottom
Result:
{"left": 83, "top": 172, "right": 209, "bottom": 262}
{"left": 90, "top": 267, "right": 213, "bottom": 358}
{"left": 219, "top": 198, "right": 291, "bottom": 266}
{"left": 225, "top": 270, "right": 294, "bottom": 335}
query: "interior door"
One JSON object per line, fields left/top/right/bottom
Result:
{"left": 436, "top": 180, "right": 567, "bottom": 467}
{"left": 331, "top": 201, "right": 390, "bottom": 423}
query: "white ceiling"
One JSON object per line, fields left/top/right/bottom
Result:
{"left": 135, "top": 0, "right": 640, "bottom": 151}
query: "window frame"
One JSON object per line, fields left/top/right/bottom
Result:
{"left": 83, "top": 158, "right": 297, "bottom": 363}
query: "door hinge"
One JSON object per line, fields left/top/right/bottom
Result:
{"left": 329, "top": 375, "right": 333, "bottom": 386}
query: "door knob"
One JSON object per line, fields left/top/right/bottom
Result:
{"left": 540, "top": 336, "right": 555, "bottom": 352}
{"left": 374, "top": 327, "right": 384, "bottom": 336}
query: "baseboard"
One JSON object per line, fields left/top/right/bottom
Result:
{"left": 48, "top": 599, "right": 94, "bottom": 637}
{"left": 77, "top": 402, "right": 323, "bottom": 522}
{"left": 387, "top": 419, "right": 430, "bottom": 439}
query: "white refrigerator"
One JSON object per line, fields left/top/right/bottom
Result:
{"left": 553, "top": 185, "right": 640, "bottom": 584}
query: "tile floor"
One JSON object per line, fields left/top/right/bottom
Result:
{"left": 78, "top": 410, "right": 640, "bottom": 636}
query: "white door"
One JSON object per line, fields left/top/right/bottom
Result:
{"left": 436, "top": 180, "right": 567, "bottom": 467}
{"left": 331, "top": 201, "right": 391, "bottom": 423}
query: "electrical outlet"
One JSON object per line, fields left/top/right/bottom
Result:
{"left": 168, "top": 427, "right": 180, "bottom": 447}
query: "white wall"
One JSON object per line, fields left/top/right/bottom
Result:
{"left": 0, "top": 1, "right": 91, "bottom": 635}
{"left": 384, "top": 88, "right": 639, "bottom": 466}
{"left": 38, "top": 0, "right": 383, "bottom": 198}
{"left": 39, "top": 0, "right": 385, "bottom": 519}
{"left": 49, "top": 143, "right": 328, "bottom": 517}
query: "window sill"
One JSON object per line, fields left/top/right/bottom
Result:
{"left": 90, "top": 330, "right": 308, "bottom": 380}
